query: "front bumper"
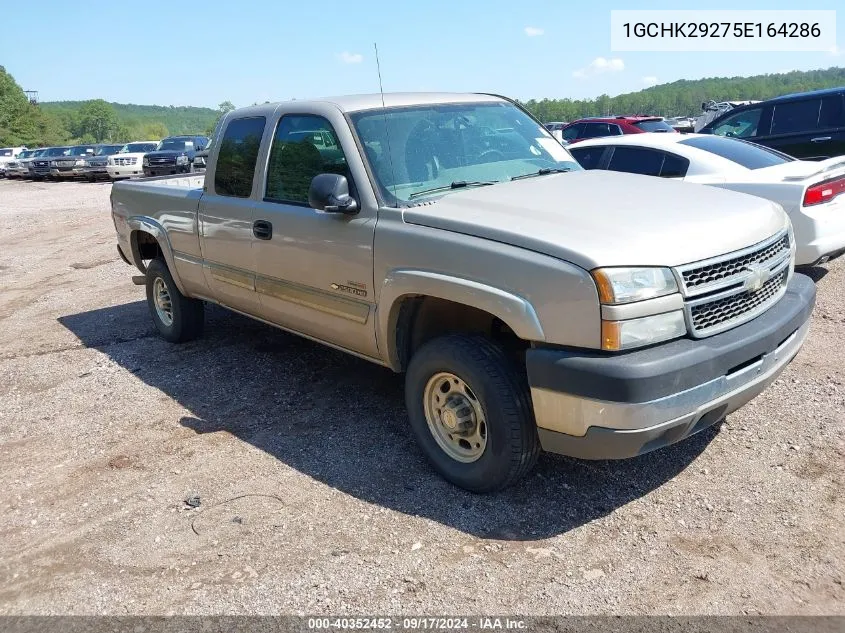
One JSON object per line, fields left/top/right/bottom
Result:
{"left": 527, "top": 273, "right": 816, "bottom": 460}
{"left": 107, "top": 164, "right": 144, "bottom": 179}
{"left": 50, "top": 168, "right": 78, "bottom": 178}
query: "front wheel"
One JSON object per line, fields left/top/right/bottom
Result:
{"left": 145, "top": 258, "right": 204, "bottom": 343}
{"left": 405, "top": 334, "right": 539, "bottom": 492}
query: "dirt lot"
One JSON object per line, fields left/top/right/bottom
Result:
{"left": 0, "top": 178, "right": 842, "bottom": 615}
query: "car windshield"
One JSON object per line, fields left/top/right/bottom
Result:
{"left": 679, "top": 136, "right": 795, "bottom": 170}
{"left": 18, "top": 150, "right": 36, "bottom": 158}
{"left": 95, "top": 145, "right": 123, "bottom": 156}
{"left": 123, "top": 143, "right": 158, "bottom": 153}
{"left": 68, "top": 146, "right": 94, "bottom": 156}
{"left": 633, "top": 119, "right": 676, "bottom": 133}
{"left": 0, "top": 149, "right": 14, "bottom": 157}
{"left": 157, "top": 139, "right": 194, "bottom": 152}
{"left": 45, "top": 147, "right": 69, "bottom": 157}
{"left": 350, "top": 101, "right": 581, "bottom": 204}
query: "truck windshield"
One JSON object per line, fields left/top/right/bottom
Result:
{"left": 123, "top": 143, "right": 158, "bottom": 153}
{"left": 95, "top": 145, "right": 124, "bottom": 156}
{"left": 0, "top": 149, "right": 13, "bottom": 157}
{"left": 349, "top": 101, "right": 581, "bottom": 203}
{"left": 157, "top": 139, "right": 194, "bottom": 152}
{"left": 68, "top": 146, "right": 95, "bottom": 156}
{"left": 45, "top": 147, "right": 70, "bottom": 157}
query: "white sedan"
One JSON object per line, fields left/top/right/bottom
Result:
{"left": 106, "top": 141, "right": 159, "bottom": 180}
{"left": 568, "top": 133, "right": 845, "bottom": 266}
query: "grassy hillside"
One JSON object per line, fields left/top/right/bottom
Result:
{"left": 41, "top": 101, "right": 219, "bottom": 137}
{"left": 523, "top": 66, "right": 845, "bottom": 122}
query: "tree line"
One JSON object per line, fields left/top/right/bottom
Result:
{"left": 2, "top": 64, "right": 844, "bottom": 147}
{"left": 521, "top": 66, "right": 845, "bottom": 122}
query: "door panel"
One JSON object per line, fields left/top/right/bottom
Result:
{"left": 198, "top": 195, "right": 261, "bottom": 314}
{"left": 253, "top": 112, "right": 378, "bottom": 357}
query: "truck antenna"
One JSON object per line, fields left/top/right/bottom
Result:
{"left": 374, "top": 42, "right": 398, "bottom": 205}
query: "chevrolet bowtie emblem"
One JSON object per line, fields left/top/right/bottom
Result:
{"left": 742, "top": 263, "right": 771, "bottom": 293}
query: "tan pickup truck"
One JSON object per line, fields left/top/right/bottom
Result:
{"left": 110, "top": 92, "right": 816, "bottom": 492}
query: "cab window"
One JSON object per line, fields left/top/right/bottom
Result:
{"left": 265, "top": 115, "right": 350, "bottom": 205}
{"left": 214, "top": 116, "right": 266, "bottom": 198}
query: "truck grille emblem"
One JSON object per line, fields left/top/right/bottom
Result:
{"left": 742, "top": 263, "right": 772, "bottom": 293}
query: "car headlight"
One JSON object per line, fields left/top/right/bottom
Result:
{"left": 592, "top": 267, "right": 678, "bottom": 305}
{"left": 107, "top": 157, "right": 114, "bottom": 165}
{"left": 49, "top": 161, "right": 57, "bottom": 167}
{"left": 176, "top": 155, "right": 189, "bottom": 165}
{"left": 600, "top": 311, "right": 687, "bottom": 351}
{"left": 75, "top": 159, "right": 87, "bottom": 167}
{"left": 143, "top": 157, "right": 150, "bottom": 166}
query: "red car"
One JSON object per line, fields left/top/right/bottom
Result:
{"left": 560, "top": 116, "right": 677, "bottom": 144}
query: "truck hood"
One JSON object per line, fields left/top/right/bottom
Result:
{"left": 402, "top": 170, "right": 786, "bottom": 270}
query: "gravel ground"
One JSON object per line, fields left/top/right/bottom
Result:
{"left": 0, "top": 178, "right": 842, "bottom": 616}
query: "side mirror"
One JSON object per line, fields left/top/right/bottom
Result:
{"left": 308, "top": 173, "right": 359, "bottom": 214}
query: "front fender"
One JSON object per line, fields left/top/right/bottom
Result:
{"left": 127, "top": 216, "right": 188, "bottom": 295}
{"left": 376, "top": 269, "right": 546, "bottom": 370}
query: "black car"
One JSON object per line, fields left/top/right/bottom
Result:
{"left": 699, "top": 86, "right": 845, "bottom": 161}
{"left": 142, "top": 135, "right": 209, "bottom": 177}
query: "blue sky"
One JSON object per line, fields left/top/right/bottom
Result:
{"left": 2, "top": 0, "right": 842, "bottom": 108}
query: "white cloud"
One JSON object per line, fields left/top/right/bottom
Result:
{"left": 642, "top": 76, "right": 659, "bottom": 86}
{"left": 337, "top": 51, "right": 363, "bottom": 64}
{"left": 524, "top": 26, "right": 544, "bottom": 37}
{"left": 573, "top": 57, "right": 625, "bottom": 78}
{"left": 830, "top": 44, "right": 842, "bottom": 57}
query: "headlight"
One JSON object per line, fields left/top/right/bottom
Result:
{"left": 176, "top": 155, "right": 189, "bottom": 165}
{"left": 143, "top": 157, "right": 150, "bottom": 166}
{"left": 592, "top": 267, "right": 678, "bottom": 305}
{"left": 49, "top": 160, "right": 57, "bottom": 167}
{"left": 107, "top": 157, "right": 114, "bottom": 165}
{"left": 601, "top": 311, "right": 687, "bottom": 351}
{"left": 75, "top": 159, "right": 87, "bottom": 167}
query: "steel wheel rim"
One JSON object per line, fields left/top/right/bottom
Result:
{"left": 153, "top": 277, "right": 173, "bottom": 327}
{"left": 423, "top": 372, "right": 487, "bottom": 463}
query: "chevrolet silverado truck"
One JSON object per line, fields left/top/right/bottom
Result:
{"left": 110, "top": 93, "right": 816, "bottom": 492}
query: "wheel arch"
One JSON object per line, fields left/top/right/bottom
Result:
{"left": 127, "top": 216, "right": 188, "bottom": 295}
{"left": 377, "top": 270, "right": 545, "bottom": 371}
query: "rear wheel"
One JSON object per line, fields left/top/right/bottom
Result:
{"left": 405, "top": 334, "right": 539, "bottom": 492}
{"left": 145, "top": 258, "right": 204, "bottom": 343}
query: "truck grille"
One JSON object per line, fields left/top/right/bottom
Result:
{"left": 690, "top": 271, "right": 787, "bottom": 333}
{"left": 33, "top": 160, "right": 50, "bottom": 169}
{"left": 149, "top": 157, "right": 175, "bottom": 166}
{"left": 675, "top": 229, "right": 791, "bottom": 338}
{"left": 115, "top": 157, "right": 137, "bottom": 166}
{"left": 56, "top": 160, "right": 76, "bottom": 168}
{"left": 681, "top": 234, "right": 790, "bottom": 293}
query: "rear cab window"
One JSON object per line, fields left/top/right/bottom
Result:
{"left": 214, "top": 116, "right": 266, "bottom": 198}
{"left": 679, "top": 136, "right": 793, "bottom": 170}
{"left": 562, "top": 123, "right": 584, "bottom": 142}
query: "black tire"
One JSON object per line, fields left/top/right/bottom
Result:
{"left": 405, "top": 334, "right": 539, "bottom": 493}
{"left": 145, "top": 257, "right": 204, "bottom": 343}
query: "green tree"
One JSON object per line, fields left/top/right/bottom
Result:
{"left": 218, "top": 100, "right": 235, "bottom": 114}
{"left": 139, "top": 122, "right": 169, "bottom": 140}
{"left": 78, "top": 99, "right": 118, "bottom": 141}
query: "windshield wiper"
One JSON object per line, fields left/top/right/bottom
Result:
{"left": 408, "top": 180, "right": 498, "bottom": 200}
{"left": 511, "top": 167, "right": 571, "bottom": 181}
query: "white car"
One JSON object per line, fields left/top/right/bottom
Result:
{"left": 0, "top": 146, "right": 27, "bottom": 177}
{"left": 106, "top": 141, "right": 159, "bottom": 180}
{"left": 568, "top": 133, "right": 845, "bottom": 266}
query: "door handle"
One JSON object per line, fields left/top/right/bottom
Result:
{"left": 253, "top": 220, "right": 273, "bottom": 240}
{"left": 811, "top": 136, "right": 832, "bottom": 143}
